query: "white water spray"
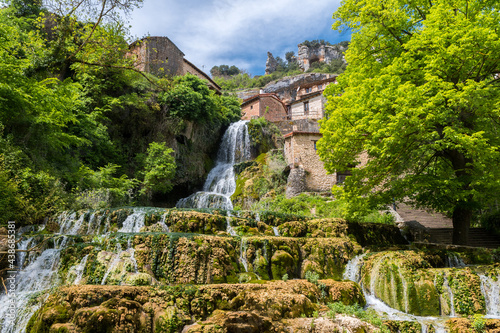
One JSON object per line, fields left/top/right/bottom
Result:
{"left": 176, "top": 120, "right": 251, "bottom": 210}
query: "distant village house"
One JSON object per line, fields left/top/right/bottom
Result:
{"left": 128, "top": 36, "right": 221, "bottom": 94}
{"left": 240, "top": 93, "right": 288, "bottom": 122}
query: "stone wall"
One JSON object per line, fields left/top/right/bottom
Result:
{"left": 284, "top": 132, "right": 336, "bottom": 192}
{"left": 290, "top": 94, "right": 325, "bottom": 120}
{"left": 129, "top": 36, "right": 185, "bottom": 77}
{"left": 285, "top": 167, "right": 307, "bottom": 198}
{"left": 183, "top": 59, "right": 221, "bottom": 93}
{"left": 274, "top": 118, "right": 320, "bottom": 135}
{"left": 241, "top": 94, "right": 287, "bottom": 122}
{"left": 259, "top": 95, "right": 288, "bottom": 122}
{"left": 241, "top": 99, "right": 260, "bottom": 120}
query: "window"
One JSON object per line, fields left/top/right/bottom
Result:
{"left": 336, "top": 168, "right": 353, "bottom": 184}
{"left": 304, "top": 101, "right": 309, "bottom": 114}
{"left": 250, "top": 105, "right": 253, "bottom": 109}
{"left": 317, "top": 84, "right": 322, "bottom": 90}
{"left": 313, "top": 140, "right": 317, "bottom": 150}
{"left": 305, "top": 87, "right": 312, "bottom": 93}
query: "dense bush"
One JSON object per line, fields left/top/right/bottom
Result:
{"left": 0, "top": 8, "right": 241, "bottom": 225}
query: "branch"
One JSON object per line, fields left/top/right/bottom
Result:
{"left": 72, "top": 59, "right": 162, "bottom": 89}
{"left": 66, "top": 0, "right": 108, "bottom": 61}
{"left": 1, "top": 277, "right": 7, "bottom": 295}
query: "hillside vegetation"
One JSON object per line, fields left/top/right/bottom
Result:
{"left": 0, "top": 3, "right": 240, "bottom": 225}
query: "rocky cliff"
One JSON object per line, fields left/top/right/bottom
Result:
{"left": 297, "top": 42, "right": 347, "bottom": 71}
{"left": 262, "top": 72, "right": 336, "bottom": 104}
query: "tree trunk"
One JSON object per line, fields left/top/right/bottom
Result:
{"left": 452, "top": 204, "right": 471, "bottom": 245}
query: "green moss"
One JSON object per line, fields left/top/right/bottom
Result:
{"left": 271, "top": 250, "right": 294, "bottom": 279}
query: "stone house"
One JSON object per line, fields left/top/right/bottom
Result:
{"left": 288, "top": 77, "right": 336, "bottom": 121}
{"left": 283, "top": 131, "right": 337, "bottom": 193}
{"left": 241, "top": 93, "right": 288, "bottom": 122}
{"left": 128, "top": 36, "right": 221, "bottom": 94}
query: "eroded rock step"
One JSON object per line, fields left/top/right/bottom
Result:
{"left": 48, "top": 207, "right": 408, "bottom": 247}
{"left": 26, "top": 280, "right": 366, "bottom": 333}
{"left": 59, "top": 234, "right": 362, "bottom": 285}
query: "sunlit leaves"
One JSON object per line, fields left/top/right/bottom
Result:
{"left": 320, "top": 0, "right": 500, "bottom": 220}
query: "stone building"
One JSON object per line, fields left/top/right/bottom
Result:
{"left": 288, "top": 77, "right": 336, "bottom": 121}
{"left": 283, "top": 131, "right": 337, "bottom": 193}
{"left": 128, "top": 36, "right": 221, "bottom": 94}
{"left": 241, "top": 93, "right": 288, "bottom": 122}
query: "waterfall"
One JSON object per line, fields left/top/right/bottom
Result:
{"left": 443, "top": 278, "right": 456, "bottom": 317}
{"left": 226, "top": 213, "right": 237, "bottom": 236}
{"left": 101, "top": 243, "right": 123, "bottom": 285}
{"left": 342, "top": 254, "right": 451, "bottom": 332}
{"left": 273, "top": 226, "right": 280, "bottom": 236}
{"left": 342, "top": 253, "right": 366, "bottom": 282}
{"left": 479, "top": 274, "right": 500, "bottom": 318}
{"left": 128, "top": 238, "right": 139, "bottom": 273}
{"left": 240, "top": 238, "right": 249, "bottom": 272}
{"left": 119, "top": 209, "right": 146, "bottom": 233}
{"left": 445, "top": 253, "right": 466, "bottom": 268}
{"left": 16, "top": 237, "right": 33, "bottom": 270}
{"left": 159, "top": 213, "right": 170, "bottom": 232}
{"left": 176, "top": 120, "right": 251, "bottom": 210}
{"left": 73, "top": 254, "right": 89, "bottom": 285}
{"left": 0, "top": 237, "right": 68, "bottom": 333}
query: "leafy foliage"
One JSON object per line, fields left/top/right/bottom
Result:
{"left": 319, "top": 0, "right": 500, "bottom": 244}
{"left": 210, "top": 64, "right": 241, "bottom": 77}
{"left": 254, "top": 193, "right": 394, "bottom": 224}
{"left": 159, "top": 74, "right": 241, "bottom": 123}
{"left": 0, "top": 3, "right": 240, "bottom": 225}
{"left": 142, "top": 142, "right": 176, "bottom": 195}
{"left": 327, "top": 302, "right": 386, "bottom": 331}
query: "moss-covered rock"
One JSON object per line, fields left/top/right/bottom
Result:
{"left": 360, "top": 250, "right": 499, "bottom": 317}
{"left": 27, "top": 280, "right": 365, "bottom": 333}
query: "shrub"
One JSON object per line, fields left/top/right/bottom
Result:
{"left": 142, "top": 142, "right": 176, "bottom": 195}
{"left": 305, "top": 270, "right": 319, "bottom": 284}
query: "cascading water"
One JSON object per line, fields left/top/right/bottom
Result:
{"left": 159, "top": 213, "right": 170, "bottom": 232}
{"left": 226, "top": 213, "right": 237, "bottom": 236}
{"left": 443, "top": 278, "right": 456, "bottom": 317}
{"left": 479, "top": 274, "right": 500, "bottom": 318}
{"left": 445, "top": 252, "right": 466, "bottom": 268}
{"left": 240, "top": 238, "right": 249, "bottom": 272}
{"left": 101, "top": 243, "right": 123, "bottom": 285}
{"left": 342, "top": 254, "right": 451, "bottom": 332}
{"left": 342, "top": 253, "right": 366, "bottom": 282}
{"left": 73, "top": 254, "right": 89, "bottom": 285}
{"left": 119, "top": 210, "right": 146, "bottom": 233}
{"left": 176, "top": 120, "right": 251, "bottom": 210}
{"left": 0, "top": 236, "right": 68, "bottom": 333}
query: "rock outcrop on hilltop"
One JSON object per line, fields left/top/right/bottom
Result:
{"left": 265, "top": 52, "right": 278, "bottom": 75}
{"left": 265, "top": 41, "right": 348, "bottom": 75}
{"left": 297, "top": 41, "right": 347, "bottom": 71}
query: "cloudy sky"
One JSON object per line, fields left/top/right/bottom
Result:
{"left": 127, "top": 0, "right": 349, "bottom": 76}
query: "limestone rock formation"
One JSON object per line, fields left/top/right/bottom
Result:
{"left": 297, "top": 42, "right": 347, "bottom": 71}
{"left": 262, "top": 72, "right": 335, "bottom": 104}
{"left": 265, "top": 52, "right": 278, "bottom": 75}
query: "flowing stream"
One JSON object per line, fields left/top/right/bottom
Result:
{"left": 342, "top": 254, "right": 462, "bottom": 332}
{"left": 176, "top": 120, "right": 251, "bottom": 210}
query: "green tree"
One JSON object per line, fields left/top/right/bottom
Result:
{"left": 159, "top": 74, "right": 217, "bottom": 121}
{"left": 319, "top": 0, "right": 500, "bottom": 245}
{"left": 142, "top": 142, "right": 176, "bottom": 195}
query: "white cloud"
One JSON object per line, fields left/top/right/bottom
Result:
{"left": 128, "top": 0, "right": 344, "bottom": 75}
